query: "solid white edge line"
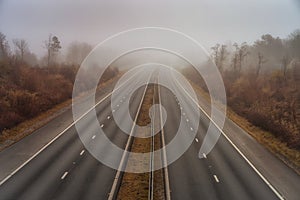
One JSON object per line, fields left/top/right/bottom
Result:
{"left": 158, "top": 78, "right": 171, "bottom": 200}
{"left": 148, "top": 80, "right": 156, "bottom": 200}
{"left": 172, "top": 71, "right": 285, "bottom": 200}
{"left": 0, "top": 70, "right": 140, "bottom": 186}
{"left": 61, "top": 172, "right": 68, "bottom": 180}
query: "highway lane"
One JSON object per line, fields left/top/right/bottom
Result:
{"left": 158, "top": 69, "right": 282, "bottom": 200}
{"left": 0, "top": 68, "right": 152, "bottom": 200}
{"left": 174, "top": 71, "right": 300, "bottom": 200}
{"left": 171, "top": 68, "right": 300, "bottom": 200}
{"left": 0, "top": 65, "right": 299, "bottom": 200}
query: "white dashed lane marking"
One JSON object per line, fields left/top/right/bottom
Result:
{"left": 61, "top": 172, "right": 68, "bottom": 180}
{"left": 213, "top": 175, "right": 220, "bottom": 183}
{"left": 80, "top": 150, "right": 85, "bottom": 156}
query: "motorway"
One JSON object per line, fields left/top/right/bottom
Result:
{"left": 0, "top": 66, "right": 299, "bottom": 199}
{"left": 160, "top": 68, "right": 281, "bottom": 200}
{"left": 0, "top": 67, "right": 152, "bottom": 200}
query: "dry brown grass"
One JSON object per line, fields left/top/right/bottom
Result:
{"left": 227, "top": 109, "right": 300, "bottom": 174}
{"left": 117, "top": 85, "right": 164, "bottom": 200}
{"left": 117, "top": 86, "right": 153, "bottom": 200}
{"left": 0, "top": 76, "right": 119, "bottom": 152}
{"left": 0, "top": 99, "right": 72, "bottom": 152}
{"left": 153, "top": 133, "right": 165, "bottom": 200}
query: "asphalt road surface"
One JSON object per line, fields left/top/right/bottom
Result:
{"left": 0, "top": 66, "right": 299, "bottom": 200}
{"left": 0, "top": 68, "right": 152, "bottom": 200}
{"left": 159, "top": 68, "right": 282, "bottom": 200}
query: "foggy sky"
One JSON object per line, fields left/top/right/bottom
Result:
{"left": 0, "top": 0, "right": 299, "bottom": 57}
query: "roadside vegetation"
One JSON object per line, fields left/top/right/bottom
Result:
{"left": 183, "top": 30, "right": 300, "bottom": 169}
{"left": 0, "top": 32, "right": 119, "bottom": 138}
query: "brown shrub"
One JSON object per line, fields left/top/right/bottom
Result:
{"left": 246, "top": 110, "right": 290, "bottom": 140}
{"left": 183, "top": 66, "right": 300, "bottom": 150}
{"left": 0, "top": 111, "right": 23, "bottom": 131}
{"left": 0, "top": 65, "right": 75, "bottom": 134}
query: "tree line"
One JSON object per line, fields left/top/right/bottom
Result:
{"left": 0, "top": 32, "right": 119, "bottom": 133}
{"left": 184, "top": 29, "right": 300, "bottom": 150}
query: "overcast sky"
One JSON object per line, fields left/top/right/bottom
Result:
{"left": 0, "top": 0, "right": 299, "bottom": 57}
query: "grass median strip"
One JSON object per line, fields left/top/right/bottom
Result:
{"left": 117, "top": 84, "right": 165, "bottom": 200}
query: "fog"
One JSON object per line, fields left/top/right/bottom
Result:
{"left": 110, "top": 49, "right": 191, "bottom": 71}
{"left": 0, "top": 0, "right": 299, "bottom": 58}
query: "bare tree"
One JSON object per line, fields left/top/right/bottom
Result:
{"left": 288, "top": 29, "right": 300, "bottom": 58}
{"left": 0, "top": 32, "right": 10, "bottom": 60}
{"left": 219, "top": 45, "right": 227, "bottom": 72}
{"left": 238, "top": 42, "right": 248, "bottom": 74}
{"left": 211, "top": 44, "right": 220, "bottom": 67}
{"left": 231, "top": 42, "right": 248, "bottom": 77}
{"left": 44, "top": 35, "right": 52, "bottom": 67}
{"left": 232, "top": 43, "right": 239, "bottom": 77}
{"left": 256, "top": 52, "right": 267, "bottom": 77}
{"left": 211, "top": 44, "right": 227, "bottom": 72}
{"left": 13, "top": 39, "right": 28, "bottom": 62}
{"left": 44, "top": 34, "right": 61, "bottom": 67}
{"left": 281, "top": 55, "right": 290, "bottom": 78}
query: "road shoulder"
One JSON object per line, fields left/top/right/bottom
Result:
{"left": 192, "top": 83, "right": 300, "bottom": 200}
{"left": 0, "top": 77, "right": 119, "bottom": 182}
